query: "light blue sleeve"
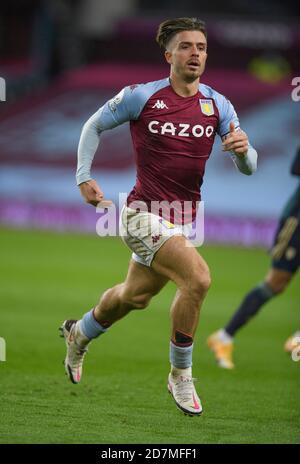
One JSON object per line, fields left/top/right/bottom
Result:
{"left": 99, "top": 86, "right": 144, "bottom": 128}
{"left": 76, "top": 79, "right": 169, "bottom": 185}
{"left": 76, "top": 86, "right": 142, "bottom": 185}
{"left": 217, "top": 97, "right": 240, "bottom": 138}
{"left": 200, "top": 83, "right": 257, "bottom": 175}
{"left": 230, "top": 146, "right": 257, "bottom": 175}
{"left": 199, "top": 83, "right": 240, "bottom": 137}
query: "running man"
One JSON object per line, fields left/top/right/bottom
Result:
{"left": 208, "top": 148, "right": 300, "bottom": 369}
{"left": 60, "top": 17, "right": 258, "bottom": 416}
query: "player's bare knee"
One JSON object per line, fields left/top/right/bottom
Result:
{"left": 201, "top": 271, "right": 212, "bottom": 293}
{"left": 183, "top": 270, "right": 211, "bottom": 301}
{"left": 197, "top": 267, "right": 211, "bottom": 293}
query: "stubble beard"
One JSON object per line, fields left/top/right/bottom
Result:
{"left": 183, "top": 72, "right": 200, "bottom": 84}
{"left": 179, "top": 62, "right": 205, "bottom": 84}
{"left": 183, "top": 68, "right": 202, "bottom": 84}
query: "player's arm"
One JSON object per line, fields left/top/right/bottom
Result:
{"left": 222, "top": 122, "right": 257, "bottom": 176}
{"left": 217, "top": 95, "right": 257, "bottom": 175}
{"left": 76, "top": 87, "right": 136, "bottom": 206}
{"left": 291, "top": 147, "right": 300, "bottom": 176}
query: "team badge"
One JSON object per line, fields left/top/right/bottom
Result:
{"left": 199, "top": 99, "right": 214, "bottom": 116}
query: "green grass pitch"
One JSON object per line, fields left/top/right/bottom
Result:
{"left": 0, "top": 227, "right": 299, "bottom": 444}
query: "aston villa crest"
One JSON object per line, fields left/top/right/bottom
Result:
{"left": 199, "top": 99, "right": 214, "bottom": 116}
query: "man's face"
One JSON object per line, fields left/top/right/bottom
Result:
{"left": 165, "top": 30, "right": 207, "bottom": 82}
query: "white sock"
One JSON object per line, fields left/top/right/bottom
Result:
{"left": 218, "top": 329, "right": 233, "bottom": 344}
{"left": 74, "top": 321, "right": 91, "bottom": 348}
{"left": 171, "top": 365, "right": 192, "bottom": 377}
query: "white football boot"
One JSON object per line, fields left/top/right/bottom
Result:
{"left": 59, "top": 320, "right": 90, "bottom": 384}
{"left": 168, "top": 366, "right": 202, "bottom": 416}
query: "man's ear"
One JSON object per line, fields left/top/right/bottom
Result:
{"left": 165, "top": 50, "right": 172, "bottom": 65}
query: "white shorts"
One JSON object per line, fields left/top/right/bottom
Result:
{"left": 119, "top": 205, "right": 194, "bottom": 267}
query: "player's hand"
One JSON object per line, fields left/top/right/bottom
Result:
{"left": 79, "top": 179, "right": 113, "bottom": 207}
{"left": 222, "top": 122, "right": 249, "bottom": 156}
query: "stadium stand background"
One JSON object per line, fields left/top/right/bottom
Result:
{"left": 0, "top": 0, "right": 299, "bottom": 246}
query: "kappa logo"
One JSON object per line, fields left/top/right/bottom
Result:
{"left": 199, "top": 99, "right": 214, "bottom": 116}
{"left": 152, "top": 100, "right": 169, "bottom": 109}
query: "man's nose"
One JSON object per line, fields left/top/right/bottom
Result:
{"left": 191, "top": 45, "right": 199, "bottom": 55}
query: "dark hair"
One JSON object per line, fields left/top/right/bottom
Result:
{"left": 156, "top": 17, "right": 207, "bottom": 50}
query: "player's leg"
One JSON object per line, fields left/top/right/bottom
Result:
{"left": 266, "top": 260, "right": 299, "bottom": 355}
{"left": 152, "top": 235, "right": 210, "bottom": 339}
{"left": 207, "top": 269, "right": 294, "bottom": 369}
{"left": 61, "top": 259, "right": 168, "bottom": 384}
{"left": 224, "top": 268, "right": 293, "bottom": 337}
{"left": 151, "top": 234, "right": 211, "bottom": 416}
{"left": 208, "top": 215, "right": 300, "bottom": 368}
{"left": 93, "top": 259, "right": 169, "bottom": 325}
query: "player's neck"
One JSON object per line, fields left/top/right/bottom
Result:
{"left": 169, "top": 75, "right": 199, "bottom": 97}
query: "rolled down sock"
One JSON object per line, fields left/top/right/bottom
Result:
{"left": 169, "top": 342, "right": 193, "bottom": 368}
{"left": 79, "top": 309, "right": 109, "bottom": 339}
{"left": 170, "top": 331, "right": 194, "bottom": 368}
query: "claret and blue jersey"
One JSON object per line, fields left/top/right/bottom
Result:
{"left": 77, "top": 77, "right": 242, "bottom": 223}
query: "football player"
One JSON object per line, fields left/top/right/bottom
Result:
{"left": 60, "top": 17, "right": 257, "bottom": 415}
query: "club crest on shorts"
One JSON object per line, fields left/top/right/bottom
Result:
{"left": 199, "top": 99, "right": 214, "bottom": 116}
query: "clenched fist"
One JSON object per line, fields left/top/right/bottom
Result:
{"left": 79, "top": 179, "right": 113, "bottom": 208}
